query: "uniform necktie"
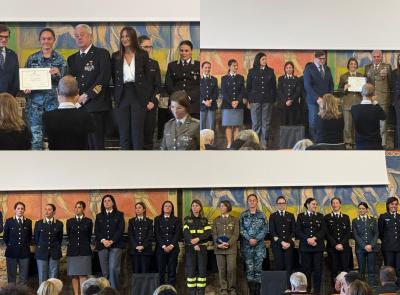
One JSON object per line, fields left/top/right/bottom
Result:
{"left": 80, "top": 52, "right": 86, "bottom": 58}
{"left": 374, "top": 64, "right": 379, "bottom": 71}
{"left": 319, "top": 65, "right": 324, "bottom": 78}
{"left": 18, "top": 218, "right": 22, "bottom": 226}
{"left": 0, "top": 49, "right": 4, "bottom": 70}
{"left": 280, "top": 211, "right": 284, "bottom": 217}
{"left": 177, "top": 120, "right": 183, "bottom": 127}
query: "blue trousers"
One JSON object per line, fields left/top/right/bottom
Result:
{"left": 98, "top": 248, "right": 123, "bottom": 289}
{"left": 6, "top": 257, "right": 29, "bottom": 285}
{"left": 250, "top": 102, "right": 273, "bottom": 147}
{"left": 356, "top": 250, "right": 376, "bottom": 286}
{"left": 36, "top": 258, "right": 59, "bottom": 285}
{"left": 200, "top": 110, "right": 216, "bottom": 130}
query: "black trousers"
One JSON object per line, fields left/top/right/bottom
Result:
{"left": 186, "top": 245, "right": 207, "bottom": 295}
{"left": 280, "top": 106, "right": 299, "bottom": 125}
{"left": 328, "top": 248, "right": 350, "bottom": 281}
{"left": 383, "top": 251, "right": 400, "bottom": 285}
{"left": 272, "top": 245, "right": 293, "bottom": 287}
{"left": 157, "top": 250, "right": 179, "bottom": 286}
{"left": 144, "top": 106, "right": 157, "bottom": 150}
{"left": 131, "top": 253, "right": 152, "bottom": 273}
{"left": 88, "top": 111, "right": 109, "bottom": 150}
{"left": 301, "top": 251, "right": 323, "bottom": 293}
{"left": 115, "top": 83, "right": 146, "bottom": 150}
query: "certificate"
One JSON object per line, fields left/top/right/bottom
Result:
{"left": 19, "top": 68, "right": 52, "bottom": 90}
{"left": 348, "top": 77, "right": 366, "bottom": 92}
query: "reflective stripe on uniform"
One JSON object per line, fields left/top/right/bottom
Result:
{"left": 197, "top": 277, "right": 207, "bottom": 287}
{"left": 204, "top": 226, "right": 211, "bottom": 230}
{"left": 197, "top": 277, "right": 206, "bottom": 282}
{"left": 183, "top": 224, "right": 189, "bottom": 230}
{"left": 190, "top": 230, "right": 196, "bottom": 233}
{"left": 197, "top": 229, "right": 204, "bottom": 233}
{"left": 187, "top": 283, "right": 197, "bottom": 288}
{"left": 187, "top": 277, "right": 197, "bottom": 282}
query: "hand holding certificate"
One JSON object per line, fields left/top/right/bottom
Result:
{"left": 348, "top": 77, "right": 366, "bottom": 92}
{"left": 19, "top": 68, "right": 52, "bottom": 90}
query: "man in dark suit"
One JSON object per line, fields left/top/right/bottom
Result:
{"left": 67, "top": 24, "right": 111, "bottom": 150}
{"left": 372, "top": 266, "right": 399, "bottom": 295}
{"left": 43, "top": 75, "right": 95, "bottom": 150}
{"left": 324, "top": 197, "right": 351, "bottom": 285}
{"left": 165, "top": 40, "right": 200, "bottom": 119}
{"left": 269, "top": 196, "right": 295, "bottom": 288}
{"left": 0, "top": 24, "right": 19, "bottom": 96}
{"left": 138, "top": 35, "right": 162, "bottom": 150}
{"left": 303, "top": 51, "right": 334, "bottom": 140}
{"left": 351, "top": 83, "right": 386, "bottom": 150}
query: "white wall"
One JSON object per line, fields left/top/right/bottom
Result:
{"left": 0, "top": 151, "right": 388, "bottom": 190}
{"left": 1, "top": 0, "right": 200, "bottom": 22}
{"left": 201, "top": 0, "right": 400, "bottom": 50}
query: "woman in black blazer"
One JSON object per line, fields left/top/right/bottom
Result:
{"left": 66, "top": 201, "right": 93, "bottom": 295}
{"left": 128, "top": 202, "right": 154, "bottom": 273}
{"left": 111, "top": 26, "right": 150, "bottom": 150}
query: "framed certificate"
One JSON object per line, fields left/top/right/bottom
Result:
{"left": 19, "top": 68, "right": 52, "bottom": 90}
{"left": 348, "top": 77, "right": 366, "bottom": 92}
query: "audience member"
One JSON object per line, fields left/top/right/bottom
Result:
{"left": 372, "top": 266, "right": 399, "bottom": 295}
{"left": 348, "top": 279, "right": 373, "bottom": 295}
{"left": 200, "top": 129, "right": 216, "bottom": 150}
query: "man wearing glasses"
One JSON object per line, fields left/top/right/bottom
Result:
{"left": 0, "top": 24, "right": 19, "bottom": 96}
{"left": 138, "top": 35, "right": 161, "bottom": 150}
{"left": 269, "top": 196, "right": 296, "bottom": 288}
{"left": 303, "top": 50, "right": 334, "bottom": 141}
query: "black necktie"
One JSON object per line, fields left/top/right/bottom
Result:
{"left": 80, "top": 52, "right": 86, "bottom": 59}
{"left": 18, "top": 218, "right": 22, "bottom": 226}
{"left": 0, "top": 49, "right": 4, "bottom": 70}
{"left": 280, "top": 211, "right": 284, "bottom": 217}
{"left": 319, "top": 65, "right": 324, "bottom": 78}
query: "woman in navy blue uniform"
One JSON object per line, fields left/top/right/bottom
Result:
{"left": 4, "top": 202, "right": 32, "bottom": 285}
{"left": 246, "top": 52, "right": 277, "bottom": 148}
{"left": 95, "top": 194, "right": 125, "bottom": 289}
{"left": 128, "top": 202, "right": 154, "bottom": 273}
{"left": 154, "top": 201, "right": 182, "bottom": 286}
{"left": 277, "top": 61, "right": 301, "bottom": 125}
{"left": 221, "top": 59, "right": 246, "bottom": 148}
{"left": 66, "top": 201, "right": 93, "bottom": 295}
{"left": 111, "top": 26, "right": 150, "bottom": 150}
{"left": 34, "top": 203, "right": 63, "bottom": 285}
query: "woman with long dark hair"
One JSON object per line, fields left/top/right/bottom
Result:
{"left": 154, "top": 201, "right": 182, "bottom": 286}
{"left": 183, "top": 199, "right": 211, "bottom": 295}
{"left": 94, "top": 195, "right": 125, "bottom": 289}
{"left": 111, "top": 26, "right": 150, "bottom": 150}
{"left": 246, "top": 52, "right": 277, "bottom": 149}
{"left": 128, "top": 202, "right": 154, "bottom": 273}
{"left": 66, "top": 201, "right": 93, "bottom": 295}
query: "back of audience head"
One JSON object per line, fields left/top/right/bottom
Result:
{"left": 153, "top": 285, "right": 178, "bottom": 295}
{"left": 335, "top": 271, "right": 347, "bottom": 292}
{"left": 97, "top": 277, "right": 111, "bottom": 289}
{"left": 0, "top": 92, "right": 25, "bottom": 131}
{"left": 200, "top": 129, "right": 215, "bottom": 150}
{"left": 290, "top": 272, "right": 307, "bottom": 292}
{"left": 343, "top": 271, "right": 364, "bottom": 294}
{"left": 97, "top": 287, "right": 119, "bottom": 295}
{"left": 379, "top": 265, "right": 397, "bottom": 285}
{"left": 37, "top": 280, "right": 59, "bottom": 295}
{"left": 47, "top": 278, "right": 62, "bottom": 294}
{"left": 235, "top": 129, "right": 261, "bottom": 150}
{"left": 347, "top": 279, "right": 372, "bottom": 295}
{"left": 293, "top": 139, "right": 314, "bottom": 150}
{"left": 57, "top": 75, "right": 79, "bottom": 102}
{"left": 82, "top": 278, "right": 101, "bottom": 295}
{"left": 0, "top": 284, "right": 34, "bottom": 295}
{"left": 361, "top": 83, "right": 374, "bottom": 99}
{"left": 84, "top": 285, "right": 101, "bottom": 295}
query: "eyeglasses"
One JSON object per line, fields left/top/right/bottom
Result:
{"left": 141, "top": 45, "right": 153, "bottom": 49}
{"left": 277, "top": 202, "right": 286, "bottom": 205}
{"left": 318, "top": 57, "right": 326, "bottom": 60}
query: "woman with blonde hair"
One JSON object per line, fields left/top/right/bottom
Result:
{"left": 315, "top": 93, "right": 344, "bottom": 146}
{"left": 37, "top": 280, "right": 59, "bottom": 295}
{"left": 0, "top": 93, "right": 31, "bottom": 149}
{"left": 200, "top": 129, "right": 215, "bottom": 150}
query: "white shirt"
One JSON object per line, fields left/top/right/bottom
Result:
{"left": 45, "top": 218, "right": 54, "bottom": 224}
{"left": 123, "top": 57, "right": 136, "bottom": 83}
{"left": 361, "top": 99, "right": 377, "bottom": 105}
{"left": 79, "top": 44, "right": 92, "bottom": 56}
{"left": 106, "top": 209, "right": 113, "bottom": 214}
{"left": 58, "top": 102, "right": 77, "bottom": 109}
{"left": 181, "top": 58, "right": 191, "bottom": 65}
{"left": 15, "top": 216, "right": 23, "bottom": 222}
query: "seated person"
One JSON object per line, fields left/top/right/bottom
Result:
{"left": 372, "top": 266, "right": 399, "bottom": 295}
{"left": 200, "top": 129, "right": 216, "bottom": 150}
{"left": 284, "top": 272, "right": 314, "bottom": 294}
{"left": 43, "top": 76, "right": 95, "bottom": 150}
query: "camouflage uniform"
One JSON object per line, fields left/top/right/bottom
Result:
{"left": 239, "top": 209, "right": 268, "bottom": 289}
{"left": 25, "top": 50, "right": 66, "bottom": 149}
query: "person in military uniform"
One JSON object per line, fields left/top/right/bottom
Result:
{"left": 66, "top": 201, "right": 93, "bottom": 295}
{"left": 138, "top": 35, "right": 162, "bottom": 150}
{"left": 378, "top": 197, "right": 400, "bottom": 285}
{"left": 3, "top": 202, "right": 32, "bottom": 285}
{"left": 246, "top": 52, "right": 277, "bottom": 148}
{"left": 364, "top": 50, "right": 392, "bottom": 148}
{"left": 160, "top": 90, "right": 200, "bottom": 150}
{"left": 128, "top": 202, "right": 154, "bottom": 273}
{"left": 111, "top": 27, "right": 151, "bottom": 150}
{"left": 295, "top": 197, "right": 326, "bottom": 293}
{"left": 323, "top": 197, "right": 351, "bottom": 286}
{"left": 94, "top": 194, "right": 125, "bottom": 289}
{"left": 277, "top": 61, "right": 301, "bottom": 126}
{"left": 269, "top": 196, "right": 295, "bottom": 288}
{"left": 0, "top": 24, "right": 19, "bottom": 97}
{"left": 221, "top": 59, "right": 246, "bottom": 149}
{"left": 212, "top": 200, "right": 239, "bottom": 295}
{"left": 240, "top": 194, "right": 268, "bottom": 295}
{"left": 337, "top": 58, "right": 363, "bottom": 149}
{"left": 154, "top": 200, "right": 182, "bottom": 286}
{"left": 352, "top": 202, "right": 379, "bottom": 286}
{"left": 200, "top": 61, "right": 218, "bottom": 130}
{"left": 34, "top": 203, "right": 63, "bottom": 285}
{"left": 183, "top": 199, "right": 211, "bottom": 295}
{"left": 24, "top": 28, "right": 67, "bottom": 150}
{"left": 165, "top": 40, "right": 200, "bottom": 119}
{"left": 68, "top": 24, "right": 111, "bottom": 150}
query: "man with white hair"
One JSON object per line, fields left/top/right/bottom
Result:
{"left": 364, "top": 50, "right": 392, "bottom": 148}
{"left": 351, "top": 83, "right": 386, "bottom": 149}
{"left": 67, "top": 24, "right": 111, "bottom": 150}
{"left": 285, "top": 272, "right": 310, "bottom": 294}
